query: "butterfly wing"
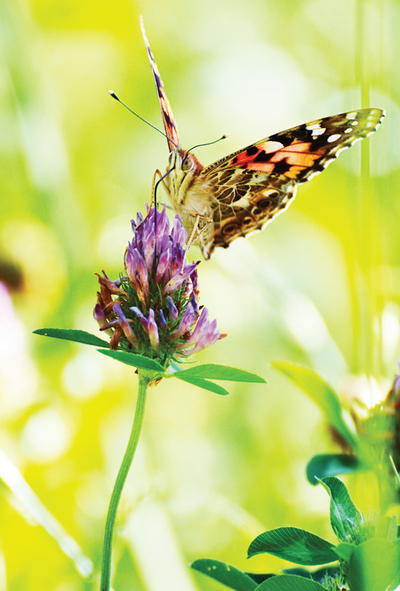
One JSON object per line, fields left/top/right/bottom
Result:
{"left": 140, "top": 17, "right": 180, "bottom": 153}
{"left": 200, "top": 108, "right": 385, "bottom": 258}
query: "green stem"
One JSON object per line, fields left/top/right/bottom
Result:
{"left": 100, "top": 370, "right": 150, "bottom": 591}
{"left": 354, "top": 0, "right": 377, "bottom": 375}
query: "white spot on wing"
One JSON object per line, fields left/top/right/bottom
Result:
{"left": 262, "top": 141, "right": 285, "bottom": 153}
{"left": 327, "top": 134, "right": 341, "bottom": 143}
{"left": 311, "top": 127, "right": 326, "bottom": 136}
{"left": 232, "top": 197, "right": 250, "bottom": 209}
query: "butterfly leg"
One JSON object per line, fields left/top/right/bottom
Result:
{"left": 180, "top": 213, "right": 212, "bottom": 271}
{"left": 151, "top": 169, "right": 171, "bottom": 209}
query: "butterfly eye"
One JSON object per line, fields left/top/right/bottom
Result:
{"left": 181, "top": 155, "right": 194, "bottom": 172}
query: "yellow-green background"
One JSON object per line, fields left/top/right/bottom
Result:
{"left": 1, "top": 0, "right": 399, "bottom": 589}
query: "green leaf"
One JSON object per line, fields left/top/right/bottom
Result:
{"left": 282, "top": 567, "right": 341, "bottom": 584}
{"left": 33, "top": 328, "right": 110, "bottom": 348}
{"left": 245, "top": 573, "right": 274, "bottom": 585}
{"left": 271, "top": 361, "right": 356, "bottom": 448}
{"left": 306, "top": 454, "right": 360, "bottom": 484}
{"left": 244, "top": 568, "right": 340, "bottom": 587}
{"left": 169, "top": 363, "right": 266, "bottom": 383}
{"left": 191, "top": 559, "right": 257, "bottom": 591}
{"left": 173, "top": 374, "right": 230, "bottom": 395}
{"left": 334, "top": 542, "right": 356, "bottom": 561}
{"left": 244, "top": 567, "right": 340, "bottom": 586}
{"left": 347, "top": 538, "right": 400, "bottom": 591}
{"left": 97, "top": 349, "right": 165, "bottom": 372}
{"left": 318, "top": 477, "right": 362, "bottom": 543}
{"left": 375, "top": 516, "right": 398, "bottom": 542}
{"left": 247, "top": 527, "right": 338, "bottom": 566}
{"left": 255, "top": 574, "right": 327, "bottom": 591}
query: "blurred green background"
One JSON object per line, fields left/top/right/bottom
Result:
{"left": 1, "top": 0, "right": 399, "bottom": 589}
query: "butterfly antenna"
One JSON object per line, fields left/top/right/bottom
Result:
{"left": 109, "top": 91, "right": 178, "bottom": 149}
{"left": 186, "top": 135, "right": 227, "bottom": 153}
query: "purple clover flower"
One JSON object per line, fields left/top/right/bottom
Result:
{"left": 94, "top": 207, "right": 225, "bottom": 366}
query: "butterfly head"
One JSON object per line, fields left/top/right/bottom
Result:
{"left": 165, "top": 149, "right": 204, "bottom": 205}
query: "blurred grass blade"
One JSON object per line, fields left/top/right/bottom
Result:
{"left": 319, "top": 477, "right": 362, "bottom": 543}
{"left": 191, "top": 558, "right": 257, "bottom": 591}
{"left": 169, "top": 364, "right": 266, "bottom": 383}
{"left": 306, "top": 454, "right": 360, "bottom": 484}
{"left": 0, "top": 447, "right": 93, "bottom": 577}
{"left": 97, "top": 349, "right": 165, "bottom": 372}
{"left": 255, "top": 574, "right": 327, "bottom": 591}
{"left": 390, "top": 456, "right": 400, "bottom": 486}
{"left": 34, "top": 328, "right": 109, "bottom": 347}
{"left": 272, "top": 361, "right": 356, "bottom": 448}
{"left": 173, "top": 374, "right": 230, "bottom": 395}
{"left": 248, "top": 527, "right": 337, "bottom": 565}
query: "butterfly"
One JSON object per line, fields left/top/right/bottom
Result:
{"left": 140, "top": 19, "right": 385, "bottom": 260}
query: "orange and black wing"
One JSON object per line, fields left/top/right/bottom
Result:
{"left": 200, "top": 108, "right": 385, "bottom": 257}
{"left": 140, "top": 17, "right": 180, "bottom": 154}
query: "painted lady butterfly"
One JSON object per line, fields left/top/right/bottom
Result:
{"left": 141, "top": 19, "right": 385, "bottom": 259}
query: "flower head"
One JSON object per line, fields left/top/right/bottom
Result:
{"left": 94, "top": 207, "right": 225, "bottom": 366}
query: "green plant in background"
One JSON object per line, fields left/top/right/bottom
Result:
{"left": 273, "top": 361, "right": 400, "bottom": 510}
{"left": 192, "top": 476, "right": 400, "bottom": 591}
{"left": 189, "top": 354, "right": 400, "bottom": 591}
{"left": 35, "top": 206, "right": 266, "bottom": 591}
